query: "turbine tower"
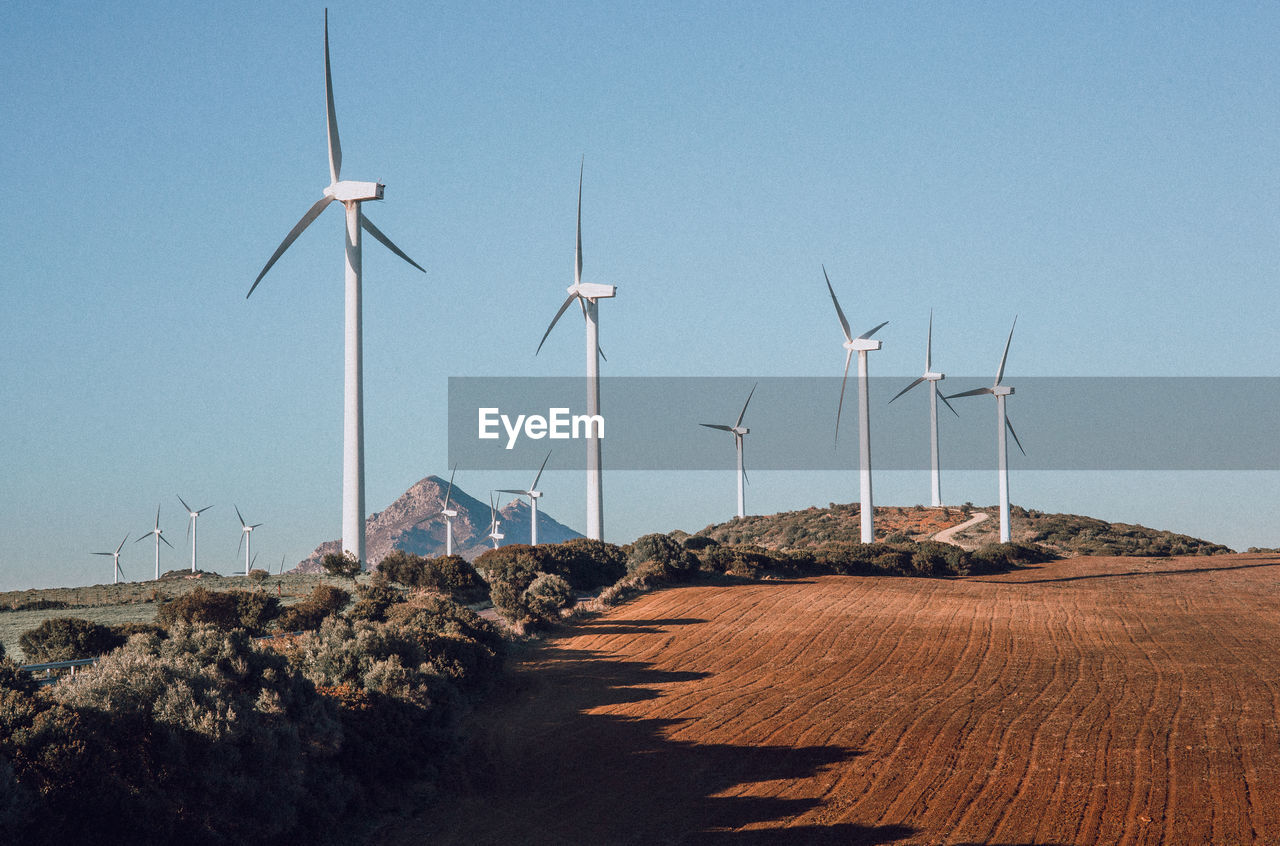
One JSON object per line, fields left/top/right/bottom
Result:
{"left": 699, "top": 383, "right": 757, "bottom": 519}
{"left": 236, "top": 506, "right": 263, "bottom": 577}
{"left": 134, "top": 504, "right": 174, "bottom": 580}
{"left": 177, "top": 496, "right": 212, "bottom": 573}
{"left": 92, "top": 534, "right": 129, "bottom": 585}
{"left": 487, "top": 493, "right": 505, "bottom": 549}
{"left": 246, "top": 10, "right": 425, "bottom": 571}
{"left": 888, "top": 311, "right": 959, "bottom": 507}
{"left": 536, "top": 160, "right": 616, "bottom": 541}
{"left": 440, "top": 465, "right": 458, "bottom": 557}
{"left": 825, "top": 266, "right": 887, "bottom": 544}
{"left": 945, "top": 317, "right": 1026, "bottom": 543}
{"left": 498, "top": 451, "right": 552, "bottom": 546}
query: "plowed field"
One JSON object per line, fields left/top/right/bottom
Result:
{"left": 371, "top": 553, "right": 1280, "bottom": 845}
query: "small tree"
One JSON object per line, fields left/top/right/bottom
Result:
{"left": 247, "top": 569, "right": 269, "bottom": 585}
{"left": 321, "top": 551, "right": 362, "bottom": 582}
{"left": 18, "top": 618, "right": 125, "bottom": 663}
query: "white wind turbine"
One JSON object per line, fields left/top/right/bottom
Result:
{"left": 536, "top": 160, "right": 616, "bottom": 542}
{"left": 945, "top": 317, "right": 1026, "bottom": 543}
{"left": 888, "top": 311, "right": 960, "bottom": 508}
{"left": 440, "top": 465, "right": 459, "bottom": 557}
{"left": 498, "top": 451, "right": 552, "bottom": 546}
{"left": 177, "top": 496, "right": 213, "bottom": 573}
{"left": 92, "top": 534, "right": 129, "bottom": 585}
{"left": 487, "top": 493, "right": 505, "bottom": 549}
{"left": 246, "top": 10, "right": 425, "bottom": 572}
{"left": 236, "top": 506, "right": 263, "bottom": 577}
{"left": 825, "top": 266, "right": 888, "bottom": 544}
{"left": 134, "top": 504, "right": 174, "bottom": 580}
{"left": 699, "top": 383, "right": 757, "bottom": 519}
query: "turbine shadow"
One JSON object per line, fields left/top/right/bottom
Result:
{"left": 982, "top": 558, "right": 1280, "bottom": 585}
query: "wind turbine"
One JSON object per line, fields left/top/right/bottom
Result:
{"left": 945, "top": 316, "right": 1026, "bottom": 543}
{"left": 536, "top": 159, "right": 616, "bottom": 541}
{"left": 487, "top": 493, "right": 505, "bottom": 549}
{"left": 888, "top": 311, "right": 960, "bottom": 508}
{"left": 440, "top": 464, "right": 459, "bottom": 557}
{"left": 498, "top": 451, "right": 552, "bottom": 545}
{"left": 246, "top": 10, "right": 425, "bottom": 572}
{"left": 177, "top": 496, "right": 213, "bottom": 573}
{"left": 236, "top": 506, "right": 263, "bottom": 577}
{"left": 134, "top": 504, "right": 174, "bottom": 580}
{"left": 825, "top": 266, "right": 887, "bottom": 544}
{"left": 92, "top": 535, "right": 129, "bottom": 585}
{"left": 699, "top": 383, "right": 757, "bottom": 519}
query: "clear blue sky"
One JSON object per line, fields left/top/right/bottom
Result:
{"left": 3, "top": 1, "right": 1278, "bottom": 591}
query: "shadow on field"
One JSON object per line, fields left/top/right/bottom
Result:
{"left": 370, "top": 620, "right": 910, "bottom": 846}
{"left": 569, "top": 616, "right": 709, "bottom": 636}
{"left": 985, "top": 558, "right": 1280, "bottom": 585}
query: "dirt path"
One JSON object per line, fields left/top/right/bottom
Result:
{"left": 931, "top": 510, "right": 990, "bottom": 546}
{"left": 370, "top": 553, "right": 1280, "bottom": 845}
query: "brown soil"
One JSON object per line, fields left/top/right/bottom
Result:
{"left": 369, "top": 553, "right": 1280, "bottom": 845}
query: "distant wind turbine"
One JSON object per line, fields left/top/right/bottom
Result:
{"left": 93, "top": 534, "right": 129, "bottom": 585}
{"left": 487, "top": 493, "right": 505, "bottom": 549}
{"left": 700, "top": 383, "right": 757, "bottom": 519}
{"left": 134, "top": 504, "right": 174, "bottom": 580}
{"left": 177, "top": 496, "right": 213, "bottom": 573}
{"left": 536, "top": 159, "right": 616, "bottom": 541}
{"left": 945, "top": 317, "right": 1026, "bottom": 543}
{"left": 440, "top": 465, "right": 459, "bottom": 557}
{"left": 236, "top": 506, "right": 263, "bottom": 577}
{"left": 498, "top": 451, "right": 553, "bottom": 545}
{"left": 246, "top": 10, "right": 425, "bottom": 572}
{"left": 888, "top": 311, "right": 960, "bottom": 508}
{"left": 825, "top": 266, "right": 887, "bottom": 544}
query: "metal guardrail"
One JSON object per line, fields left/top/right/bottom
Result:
{"left": 19, "top": 657, "right": 99, "bottom": 686}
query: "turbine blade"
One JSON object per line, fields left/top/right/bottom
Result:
{"left": 857, "top": 320, "right": 889, "bottom": 340}
{"left": 250, "top": 523, "right": 263, "bottom": 530}
{"left": 700, "top": 423, "right": 733, "bottom": 432}
{"left": 155, "top": 504, "right": 161, "bottom": 531}
{"left": 1006, "top": 417, "right": 1026, "bottom": 456}
{"left": 822, "top": 265, "right": 853, "bottom": 343}
{"left": 531, "top": 450, "right": 552, "bottom": 491}
{"left": 115, "top": 534, "right": 129, "bottom": 554}
{"left": 236, "top": 505, "right": 246, "bottom": 528}
{"left": 247, "top": 196, "right": 335, "bottom": 298}
{"left": 926, "top": 309, "right": 933, "bottom": 372}
{"left": 597, "top": 343, "right": 606, "bottom": 362}
{"left": 177, "top": 494, "right": 192, "bottom": 514}
{"left": 536, "top": 293, "right": 578, "bottom": 355}
{"left": 161, "top": 534, "right": 175, "bottom": 550}
{"left": 134, "top": 534, "right": 150, "bottom": 544}
{"left": 237, "top": 532, "right": 245, "bottom": 556}
{"left": 251, "top": 552, "right": 259, "bottom": 568}
{"left": 444, "top": 463, "right": 456, "bottom": 509}
{"left": 735, "top": 382, "right": 758, "bottom": 428}
{"left": 92, "top": 552, "right": 111, "bottom": 557}
{"left": 576, "top": 156, "right": 584, "bottom": 287}
{"left": 362, "top": 216, "right": 426, "bottom": 273}
{"left": 888, "top": 376, "right": 925, "bottom": 404}
{"left": 939, "top": 390, "right": 961, "bottom": 417}
{"left": 324, "top": 9, "right": 342, "bottom": 184}
{"left": 496, "top": 489, "right": 525, "bottom": 495}
{"left": 197, "top": 505, "right": 213, "bottom": 515}
{"left": 835, "top": 348, "right": 852, "bottom": 445}
{"left": 186, "top": 516, "right": 192, "bottom": 543}
{"left": 946, "top": 387, "right": 994, "bottom": 399}
{"left": 996, "top": 315, "right": 1018, "bottom": 386}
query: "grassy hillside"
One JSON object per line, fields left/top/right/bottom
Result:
{"left": 695, "top": 503, "right": 1233, "bottom": 558}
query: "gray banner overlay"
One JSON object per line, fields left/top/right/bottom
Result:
{"left": 447, "top": 377, "right": 1280, "bottom": 471}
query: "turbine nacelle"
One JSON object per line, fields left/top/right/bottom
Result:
{"left": 324, "top": 180, "right": 384, "bottom": 203}
{"left": 441, "top": 508, "right": 458, "bottom": 518}
{"left": 529, "top": 490, "right": 543, "bottom": 500}
{"left": 569, "top": 282, "right": 617, "bottom": 300}
{"left": 924, "top": 372, "right": 945, "bottom": 382}
{"left": 843, "top": 338, "right": 882, "bottom": 352}
{"left": 992, "top": 385, "right": 1014, "bottom": 397}
{"left": 732, "top": 427, "right": 749, "bottom": 437}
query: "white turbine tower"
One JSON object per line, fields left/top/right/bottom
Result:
{"left": 177, "top": 496, "right": 213, "bottom": 573}
{"left": 487, "top": 493, "right": 505, "bottom": 549}
{"left": 825, "top": 266, "right": 887, "bottom": 544}
{"left": 246, "top": 10, "right": 425, "bottom": 572}
{"left": 699, "top": 383, "right": 757, "bottom": 519}
{"left": 92, "top": 534, "right": 129, "bottom": 585}
{"left": 888, "top": 311, "right": 960, "bottom": 508}
{"left": 440, "top": 465, "right": 459, "bottom": 557}
{"left": 134, "top": 504, "right": 174, "bottom": 580}
{"left": 236, "top": 506, "right": 263, "bottom": 577}
{"left": 498, "top": 451, "right": 552, "bottom": 546}
{"left": 536, "top": 160, "right": 616, "bottom": 541}
{"left": 946, "top": 317, "right": 1026, "bottom": 543}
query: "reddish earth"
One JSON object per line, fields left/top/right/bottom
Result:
{"left": 370, "top": 553, "right": 1280, "bottom": 845}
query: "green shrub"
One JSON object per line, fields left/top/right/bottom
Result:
{"left": 380, "top": 551, "right": 488, "bottom": 601}
{"left": 683, "top": 535, "right": 719, "bottom": 551}
{"left": 522, "top": 573, "right": 574, "bottom": 623}
{"left": 18, "top": 618, "right": 125, "bottom": 663}
{"left": 155, "top": 588, "right": 280, "bottom": 635}
{"left": 540, "top": 539, "right": 627, "bottom": 590}
{"left": 624, "top": 534, "right": 697, "bottom": 577}
{"left": 346, "top": 582, "right": 405, "bottom": 622}
{"left": 321, "top": 551, "right": 362, "bottom": 581}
